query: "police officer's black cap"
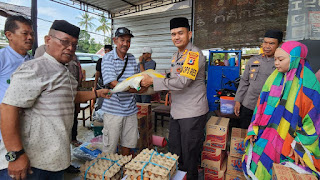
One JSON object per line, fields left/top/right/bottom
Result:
{"left": 104, "top": 45, "right": 112, "bottom": 50}
{"left": 264, "top": 30, "right": 283, "bottom": 43}
{"left": 50, "top": 20, "right": 80, "bottom": 39}
{"left": 115, "top": 27, "right": 134, "bottom": 37}
{"left": 170, "top": 17, "right": 190, "bottom": 30}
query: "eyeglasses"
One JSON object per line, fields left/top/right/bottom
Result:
{"left": 50, "top": 35, "right": 77, "bottom": 49}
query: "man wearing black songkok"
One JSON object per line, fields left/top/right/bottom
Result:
{"left": 0, "top": 20, "right": 111, "bottom": 179}
{"left": 234, "top": 30, "right": 283, "bottom": 129}
{"left": 141, "top": 17, "right": 208, "bottom": 180}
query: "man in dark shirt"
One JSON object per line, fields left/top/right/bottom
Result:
{"left": 94, "top": 45, "right": 112, "bottom": 110}
{"left": 136, "top": 47, "right": 156, "bottom": 103}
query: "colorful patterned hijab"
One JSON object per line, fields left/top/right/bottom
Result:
{"left": 243, "top": 41, "right": 320, "bottom": 179}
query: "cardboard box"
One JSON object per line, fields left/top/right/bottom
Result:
{"left": 138, "top": 114, "right": 148, "bottom": 130}
{"left": 204, "top": 158, "right": 227, "bottom": 180}
{"left": 137, "top": 114, "right": 152, "bottom": 131}
{"left": 137, "top": 103, "right": 152, "bottom": 116}
{"left": 201, "top": 145, "right": 226, "bottom": 170}
{"left": 205, "top": 116, "right": 230, "bottom": 150}
{"left": 272, "top": 163, "right": 318, "bottom": 180}
{"left": 137, "top": 103, "right": 152, "bottom": 131}
{"left": 225, "top": 173, "right": 246, "bottom": 180}
{"left": 227, "top": 156, "right": 243, "bottom": 176}
{"left": 230, "top": 128, "right": 247, "bottom": 158}
{"left": 137, "top": 129, "right": 153, "bottom": 149}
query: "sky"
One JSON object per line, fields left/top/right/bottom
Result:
{"left": 0, "top": 0, "right": 111, "bottom": 45}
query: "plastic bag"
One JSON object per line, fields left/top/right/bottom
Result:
{"left": 73, "top": 142, "right": 102, "bottom": 161}
{"left": 92, "top": 109, "right": 104, "bottom": 122}
{"left": 110, "top": 69, "right": 165, "bottom": 95}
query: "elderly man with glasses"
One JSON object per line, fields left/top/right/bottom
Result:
{"left": 0, "top": 20, "right": 111, "bottom": 180}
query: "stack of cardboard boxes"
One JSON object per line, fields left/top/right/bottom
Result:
{"left": 201, "top": 116, "right": 229, "bottom": 180}
{"left": 225, "top": 128, "right": 247, "bottom": 180}
{"left": 226, "top": 128, "right": 247, "bottom": 180}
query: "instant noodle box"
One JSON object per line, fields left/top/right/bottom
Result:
{"left": 205, "top": 116, "right": 230, "bottom": 150}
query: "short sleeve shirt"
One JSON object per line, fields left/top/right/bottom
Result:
{"left": 0, "top": 46, "right": 32, "bottom": 103}
{"left": 138, "top": 59, "right": 156, "bottom": 72}
{"left": 0, "top": 53, "right": 78, "bottom": 171}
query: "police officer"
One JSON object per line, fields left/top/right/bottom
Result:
{"left": 141, "top": 17, "right": 208, "bottom": 180}
{"left": 234, "top": 30, "right": 283, "bottom": 129}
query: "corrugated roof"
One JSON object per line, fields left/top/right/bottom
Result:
{"left": 52, "top": 0, "right": 186, "bottom": 17}
{"left": 0, "top": 2, "right": 31, "bottom": 17}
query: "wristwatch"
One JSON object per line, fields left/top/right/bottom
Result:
{"left": 5, "top": 149, "right": 25, "bottom": 162}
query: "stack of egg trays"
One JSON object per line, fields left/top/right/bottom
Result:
{"left": 80, "top": 152, "right": 132, "bottom": 180}
{"left": 124, "top": 149, "right": 179, "bottom": 180}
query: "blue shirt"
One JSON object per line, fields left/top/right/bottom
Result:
{"left": 101, "top": 48, "right": 139, "bottom": 116}
{"left": 0, "top": 46, "right": 32, "bottom": 103}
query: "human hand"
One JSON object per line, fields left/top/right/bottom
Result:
{"left": 137, "top": 86, "right": 149, "bottom": 94}
{"left": 8, "top": 154, "right": 32, "bottom": 180}
{"left": 234, "top": 101, "right": 241, "bottom": 116}
{"left": 140, "top": 74, "right": 153, "bottom": 87}
{"left": 289, "top": 147, "right": 305, "bottom": 167}
{"left": 249, "top": 135, "right": 257, "bottom": 145}
{"left": 139, "top": 56, "right": 143, "bottom": 63}
{"left": 97, "top": 89, "right": 112, "bottom": 99}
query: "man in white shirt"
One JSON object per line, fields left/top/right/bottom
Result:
{"left": 0, "top": 20, "right": 111, "bottom": 180}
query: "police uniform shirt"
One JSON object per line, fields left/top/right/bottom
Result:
{"left": 234, "top": 54, "right": 275, "bottom": 110}
{"left": 153, "top": 42, "right": 209, "bottom": 119}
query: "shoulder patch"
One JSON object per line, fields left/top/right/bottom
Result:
{"left": 180, "top": 51, "right": 199, "bottom": 80}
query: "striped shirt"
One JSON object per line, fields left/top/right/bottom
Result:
{"left": 0, "top": 53, "right": 78, "bottom": 171}
{"left": 101, "top": 48, "right": 138, "bottom": 116}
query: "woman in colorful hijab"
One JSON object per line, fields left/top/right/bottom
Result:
{"left": 242, "top": 41, "right": 320, "bottom": 179}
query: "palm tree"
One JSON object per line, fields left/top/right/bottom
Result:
{"left": 77, "top": 12, "right": 96, "bottom": 31}
{"left": 96, "top": 13, "right": 111, "bottom": 43}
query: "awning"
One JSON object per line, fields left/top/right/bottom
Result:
{"left": 50, "top": 0, "right": 186, "bottom": 18}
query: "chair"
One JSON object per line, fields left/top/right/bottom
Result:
{"left": 77, "top": 82, "right": 95, "bottom": 127}
{"left": 152, "top": 92, "right": 171, "bottom": 132}
{"left": 78, "top": 101, "right": 92, "bottom": 127}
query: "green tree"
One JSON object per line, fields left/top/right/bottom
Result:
{"left": 77, "top": 12, "right": 96, "bottom": 31}
{"left": 77, "top": 30, "right": 103, "bottom": 53}
{"left": 96, "top": 13, "right": 111, "bottom": 44}
{"left": 104, "top": 37, "right": 111, "bottom": 44}
{"left": 77, "top": 30, "right": 91, "bottom": 52}
{"left": 0, "top": 30, "right": 7, "bottom": 41}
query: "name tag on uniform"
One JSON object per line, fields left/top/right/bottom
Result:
{"left": 180, "top": 51, "right": 199, "bottom": 80}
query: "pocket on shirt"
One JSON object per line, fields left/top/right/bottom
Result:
{"left": 249, "top": 65, "right": 260, "bottom": 81}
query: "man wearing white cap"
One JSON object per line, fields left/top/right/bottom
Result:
{"left": 136, "top": 47, "right": 156, "bottom": 103}
{"left": 138, "top": 47, "right": 156, "bottom": 72}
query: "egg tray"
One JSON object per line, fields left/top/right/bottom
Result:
{"left": 80, "top": 153, "right": 132, "bottom": 180}
{"left": 124, "top": 149, "right": 179, "bottom": 180}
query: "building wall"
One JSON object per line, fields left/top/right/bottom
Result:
{"left": 112, "top": 1, "right": 191, "bottom": 73}
{"left": 194, "top": 0, "right": 289, "bottom": 49}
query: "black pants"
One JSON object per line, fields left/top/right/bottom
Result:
{"left": 72, "top": 109, "right": 78, "bottom": 141}
{"left": 239, "top": 105, "right": 254, "bottom": 129}
{"left": 136, "top": 94, "right": 151, "bottom": 103}
{"left": 169, "top": 114, "right": 207, "bottom": 180}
